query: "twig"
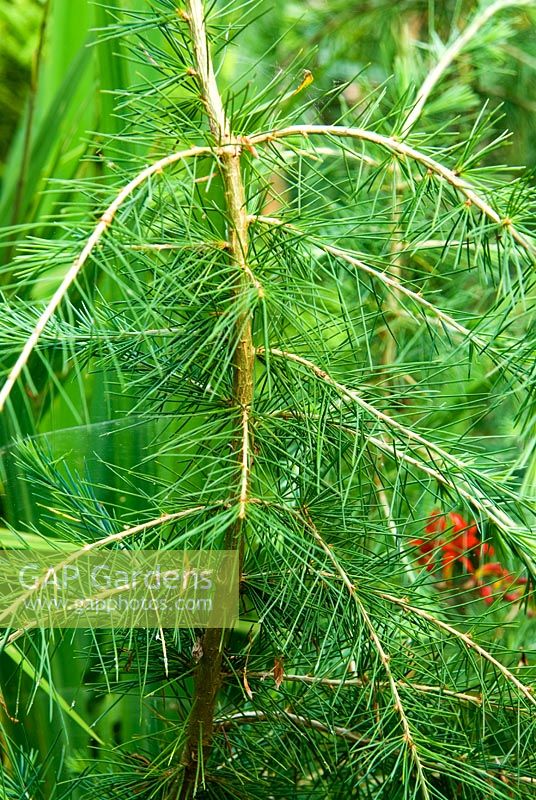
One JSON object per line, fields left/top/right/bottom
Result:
{"left": 250, "top": 214, "right": 506, "bottom": 368}
{"left": 248, "top": 125, "right": 536, "bottom": 259}
{"left": 0, "top": 505, "right": 208, "bottom": 627}
{"left": 301, "top": 508, "right": 431, "bottom": 800}
{"left": 260, "top": 346, "right": 525, "bottom": 542}
{"left": 402, "top": 0, "right": 533, "bottom": 135}
{"left": 378, "top": 591, "right": 536, "bottom": 708}
{"left": 367, "top": 433, "right": 516, "bottom": 528}
{"left": 236, "top": 670, "right": 525, "bottom": 710}
{"left": 0, "top": 145, "right": 214, "bottom": 413}
{"left": 215, "top": 709, "right": 369, "bottom": 743}
{"left": 264, "top": 406, "right": 521, "bottom": 548}
{"left": 124, "top": 240, "right": 229, "bottom": 251}
{"left": 280, "top": 145, "right": 376, "bottom": 165}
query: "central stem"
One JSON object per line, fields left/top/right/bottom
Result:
{"left": 176, "top": 2, "right": 254, "bottom": 797}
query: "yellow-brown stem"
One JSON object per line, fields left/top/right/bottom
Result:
{"left": 175, "top": 3, "right": 254, "bottom": 797}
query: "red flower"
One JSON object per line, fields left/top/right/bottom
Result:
{"left": 440, "top": 517, "right": 480, "bottom": 579}
{"left": 412, "top": 509, "right": 527, "bottom": 607}
{"left": 474, "top": 562, "right": 527, "bottom": 605}
{"left": 424, "top": 509, "right": 446, "bottom": 535}
{"left": 412, "top": 509, "right": 480, "bottom": 579}
{"left": 410, "top": 536, "right": 437, "bottom": 572}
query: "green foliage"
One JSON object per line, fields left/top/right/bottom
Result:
{"left": 0, "top": 1, "right": 536, "bottom": 798}
{"left": 0, "top": 0, "right": 41, "bottom": 166}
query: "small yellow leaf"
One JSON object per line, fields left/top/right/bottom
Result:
{"left": 291, "top": 70, "right": 314, "bottom": 97}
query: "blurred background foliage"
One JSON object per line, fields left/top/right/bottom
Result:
{"left": 0, "top": 0, "right": 40, "bottom": 165}
{"left": 0, "top": 0, "right": 536, "bottom": 796}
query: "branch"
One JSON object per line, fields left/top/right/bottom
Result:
{"left": 301, "top": 508, "right": 431, "bottom": 800}
{"left": 366, "top": 432, "right": 516, "bottom": 528}
{"left": 267, "top": 501, "right": 536, "bottom": 736}
{"left": 378, "top": 591, "right": 536, "bottom": 709}
{"left": 249, "top": 125, "right": 536, "bottom": 259}
{"left": 244, "top": 499, "right": 536, "bottom": 785}
{"left": 260, "top": 347, "right": 526, "bottom": 543}
{"left": 243, "top": 495, "right": 536, "bottom": 784}
{"left": 251, "top": 214, "right": 511, "bottom": 367}
{"left": 402, "top": 0, "right": 533, "bottom": 135}
{"left": 124, "top": 240, "right": 229, "bottom": 252}
{"left": 216, "top": 688, "right": 536, "bottom": 789}
{"left": 280, "top": 145, "right": 376, "bottom": 166}
{"left": 215, "top": 709, "right": 369, "bottom": 744}
{"left": 265, "top": 406, "right": 523, "bottom": 551}
{"left": 0, "top": 145, "right": 214, "bottom": 413}
{"left": 238, "top": 671, "right": 528, "bottom": 712}
{"left": 0, "top": 505, "right": 208, "bottom": 628}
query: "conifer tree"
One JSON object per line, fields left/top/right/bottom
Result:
{"left": 0, "top": 1, "right": 535, "bottom": 798}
